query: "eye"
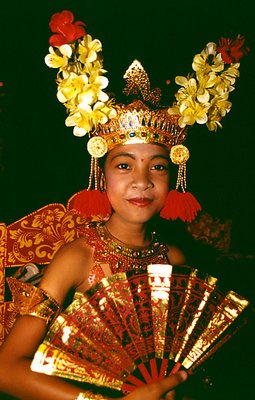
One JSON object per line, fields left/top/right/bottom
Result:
{"left": 152, "top": 164, "right": 169, "bottom": 171}
{"left": 116, "top": 163, "right": 130, "bottom": 170}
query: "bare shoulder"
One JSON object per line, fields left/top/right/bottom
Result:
{"left": 166, "top": 244, "right": 186, "bottom": 266}
{"left": 52, "top": 236, "right": 93, "bottom": 262}
{"left": 39, "top": 237, "right": 94, "bottom": 304}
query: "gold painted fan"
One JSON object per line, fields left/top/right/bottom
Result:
{"left": 31, "top": 264, "right": 249, "bottom": 394}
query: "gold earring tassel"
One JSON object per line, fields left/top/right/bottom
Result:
{"left": 176, "top": 163, "right": 187, "bottom": 193}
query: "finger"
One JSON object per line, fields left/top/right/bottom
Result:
{"left": 153, "top": 371, "right": 188, "bottom": 396}
{"left": 165, "top": 390, "right": 175, "bottom": 400}
{"left": 126, "top": 371, "right": 188, "bottom": 400}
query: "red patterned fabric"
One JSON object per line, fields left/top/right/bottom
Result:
{"left": 0, "top": 193, "right": 87, "bottom": 345}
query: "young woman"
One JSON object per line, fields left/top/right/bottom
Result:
{"left": 0, "top": 10, "right": 248, "bottom": 399}
{"left": 0, "top": 142, "right": 188, "bottom": 399}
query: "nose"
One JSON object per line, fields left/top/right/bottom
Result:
{"left": 131, "top": 168, "right": 153, "bottom": 191}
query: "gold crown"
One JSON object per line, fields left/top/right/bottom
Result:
{"left": 87, "top": 61, "right": 187, "bottom": 158}
{"left": 89, "top": 100, "right": 187, "bottom": 156}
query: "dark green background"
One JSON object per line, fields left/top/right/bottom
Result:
{"left": 0, "top": 1, "right": 254, "bottom": 399}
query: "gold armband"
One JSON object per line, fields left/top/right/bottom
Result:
{"left": 7, "top": 277, "right": 60, "bottom": 326}
{"left": 76, "top": 392, "right": 107, "bottom": 400}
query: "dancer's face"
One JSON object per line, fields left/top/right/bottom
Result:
{"left": 104, "top": 143, "right": 170, "bottom": 224}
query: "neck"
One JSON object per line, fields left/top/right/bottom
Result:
{"left": 105, "top": 215, "right": 151, "bottom": 247}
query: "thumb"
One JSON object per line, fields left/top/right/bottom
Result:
{"left": 124, "top": 370, "right": 188, "bottom": 400}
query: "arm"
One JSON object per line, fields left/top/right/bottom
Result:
{"left": 0, "top": 315, "right": 83, "bottom": 400}
{"left": 167, "top": 245, "right": 186, "bottom": 266}
{"left": 0, "top": 238, "right": 187, "bottom": 399}
{"left": 0, "top": 238, "right": 94, "bottom": 399}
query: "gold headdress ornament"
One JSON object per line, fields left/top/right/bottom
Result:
{"left": 45, "top": 10, "right": 249, "bottom": 222}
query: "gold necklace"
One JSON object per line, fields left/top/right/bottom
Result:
{"left": 96, "top": 223, "right": 163, "bottom": 259}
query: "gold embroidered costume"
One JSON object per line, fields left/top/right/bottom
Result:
{"left": 76, "top": 392, "right": 106, "bottom": 400}
{"left": 79, "top": 222, "right": 170, "bottom": 287}
{"left": 7, "top": 277, "right": 60, "bottom": 326}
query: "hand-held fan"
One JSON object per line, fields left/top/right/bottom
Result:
{"left": 31, "top": 264, "right": 250, "bottom": 394}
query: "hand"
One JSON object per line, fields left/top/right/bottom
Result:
{"left": 123, "top": 371, "right": 188, "bottom": 400}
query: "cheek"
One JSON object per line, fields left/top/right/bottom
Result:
{"left": 157, "top": 176, "right": 170, "bottom": 204}
{"left": 105, "top": 172, "right": 117, "bottom": 190}
{"left": 105, "top": 172, "right": 122, "bottom": 199}
{"left": 160, "top": 184, "right": 170, "bottom": 204}
{"left": 159, "top": 174, "right": 170, "bottom": 192}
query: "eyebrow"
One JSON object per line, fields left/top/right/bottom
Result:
{"left": 110, "top": 152, "right": 170, "bottom": 162}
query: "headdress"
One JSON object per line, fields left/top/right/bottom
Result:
{"left": 45, "top": 9, "right": 249, "bottom": 222}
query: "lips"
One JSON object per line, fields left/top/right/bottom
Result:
{"left": 127, "top": 197, "right": 153, "bottom": 207}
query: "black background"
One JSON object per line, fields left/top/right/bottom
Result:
{"left": 0, "top": 1, "right": 254, "bottom": 399}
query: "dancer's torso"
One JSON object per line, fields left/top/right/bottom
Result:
{"left": 77, "top": 222, "right": 170, "bottom": 287}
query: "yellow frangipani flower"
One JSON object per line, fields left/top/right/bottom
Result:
{"left": 78, "top": 35, "right": 102, "bottom": 66}
{"left": 45, "top": 45, "right": 72, "bottom": 69}
{"left": 76, "top": 75, "right": 109, "bottom": 106}
{"left": 57, "top": 73, "right": 89, "bottom": 103}
{"left": 168, "top": 105, "right": 181, "bottom": 116}
{"left": 174, "top": 77, "right": 198, "bottom": 102}
{"left": 192, "top": 43, "right": 224, "bottom": 75}
{"left": 89, "top": 101, "right": 113, "bottom": 125}
{"left": 210, "top": 93, "right": 232, "bottom": 116}
{"left": 196, "top": 73, "right": 217, "bottom": 103}
{"left": 66, "top": 108, "right": 92, "bottom": 136}
{"left": 89, "top": 74, "right": 109, "bottom": 98}
{"left": 212, "top": 64, "right": 240, "bottom": 95}
{"left": 224, "top": 63, "right": 240, "bottom": 80}
{"left": 178, "top": 99, "right": 210, "bottom": 127}
{"left": 86, "top": 60, "right": 107, "bottom": 81}
{"left": 206, "top": 93, "right": 232, "bottom": 131}
{"left": 170, "top": 40, "right": 242, "bottom": 131}
{"left": 45, "top": 27, "right": 117, "bottom": 137}
{"left": 65, "top": 101, "right": 116, "bottom": 137}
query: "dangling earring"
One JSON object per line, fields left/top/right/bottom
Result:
{"left": 69, "top": 156, "right": 112, "bottom": 220}
{"left": 160, "top": 145, "right": 201, "bottom": 223}
{"left": 99, "top": 167, "right": 107, "bottom": 191}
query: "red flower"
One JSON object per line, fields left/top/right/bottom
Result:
{"left": 217, "top": 35, "right": 250, "bottom": 64}
{"left": 49, "top": 10, "right": 86, "bottom": 46}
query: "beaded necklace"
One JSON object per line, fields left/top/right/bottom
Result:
{"left": 80, "top": 222, "right": 170, "bottom": 275}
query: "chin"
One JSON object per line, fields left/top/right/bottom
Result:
{"left": 122, "top": 209, "right": 160, "bottom": 224}
{"left": 111, "top": 201, "right": 164, "bottom": 224}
